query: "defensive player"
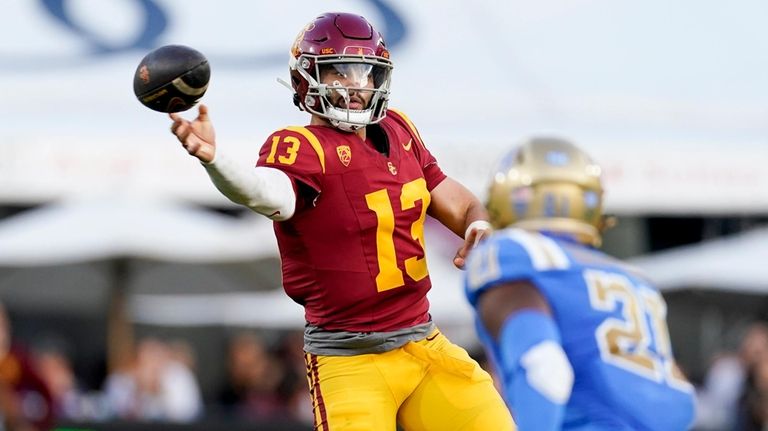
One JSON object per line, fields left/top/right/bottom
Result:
{"left": 464, "top": 137, "right": 695, "bottom": 430}
{"left": 169, "top": 12, "right": 514, "bottom": 431}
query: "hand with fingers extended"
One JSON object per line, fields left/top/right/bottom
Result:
{"left": 169, "top": 104, "right": 216, "bottom": 163}
{"left": 453, "top": 221, "right": 492, "bottom": 270}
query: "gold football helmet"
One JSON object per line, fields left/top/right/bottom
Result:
{"left": 486, "top": 137, "right": 605, "bottom": 246}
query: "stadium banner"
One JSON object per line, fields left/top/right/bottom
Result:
{"left": 2, "top": 0, "right": 768, "bottom": 214}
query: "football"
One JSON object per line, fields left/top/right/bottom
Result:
{"left": 133, "top": 45, "right": 211, "bottom": 113}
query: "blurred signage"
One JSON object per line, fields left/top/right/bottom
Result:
{"left": 3, "top": 0, "right": 404, "bottom": 71}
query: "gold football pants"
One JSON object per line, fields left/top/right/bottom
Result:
{"left": 304, "top": 330, "right": 515, "bottom": 430}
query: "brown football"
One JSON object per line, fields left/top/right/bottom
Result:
{"left": 133, "top": 45, "right": 210, "bottom": 113}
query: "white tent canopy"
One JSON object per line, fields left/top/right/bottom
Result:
{"left": 0, "top": 198, "right": 474, "bottom": 338}
{"left": 0, "top": 196, "right": 277, "bottom": 265}
{"left": 629, "top": 226, "right": 768, "bottom": 293}
{"left": 0, "top": 197, "right": 298, "bottom": 317}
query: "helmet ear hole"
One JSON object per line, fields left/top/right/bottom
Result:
{"left": 292, "top": 93, "right": 302, "bottom": 108}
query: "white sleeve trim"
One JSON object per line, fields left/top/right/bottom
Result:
{"left": 520, "top": 340, "right": 574, "bottom": 404}
{"left": 202, "top": 152, "right": 296, "bottom": 221}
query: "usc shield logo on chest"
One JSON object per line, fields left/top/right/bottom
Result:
{"left": 336, "top": 145, "right": 351, "bottom": 167}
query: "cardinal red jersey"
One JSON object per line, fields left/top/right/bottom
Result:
{"left": 256, "top": 110, "right": 447, "bottom": 332}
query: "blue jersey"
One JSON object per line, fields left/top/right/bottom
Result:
{"left": 464, "top": 228, "right": 695, "bottom": 431}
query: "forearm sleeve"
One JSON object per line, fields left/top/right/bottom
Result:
{"left": 498, "top": 311, "right": 574, "bottom": 431}
{"left": 202, "top": 153, "right": 296, "bottom": 221}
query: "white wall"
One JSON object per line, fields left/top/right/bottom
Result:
{"left": 3, "top": 0, "right": 768, "bottom": 213}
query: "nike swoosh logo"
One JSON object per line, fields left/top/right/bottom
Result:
{"left": 402, "top": 139, "right": 412, "bottom": 151}
{"left": 426, "top": 332, "right": 440, "bottom": 341}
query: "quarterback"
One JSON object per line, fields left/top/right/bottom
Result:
{"left": 464, "top": 138, "right": 695, "bottom": 430}
{"left": 169, "top": 12, "right": 513, "bottom": 431}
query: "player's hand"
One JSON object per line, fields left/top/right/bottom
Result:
{"left": 453, "top": 224, "right": 492, "bottom": 269}
{"left": 169, "top": 104, "right": 216, "bottom": 163}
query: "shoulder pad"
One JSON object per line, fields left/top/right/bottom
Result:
{"left": 264, "top": 126, "right": 326, "bottom": 174}
{"left": 386, "top": 108, "right": 426, "bottom": 149}
{"left": 465, "top": 229, "right": 571, "bottom": 302}
{"left": 501, "top": 229, "right": 571, "bottom": 271}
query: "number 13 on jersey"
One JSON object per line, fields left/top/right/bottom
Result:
{"left": 365, "top": 178, "right": 431, "bottom": 292}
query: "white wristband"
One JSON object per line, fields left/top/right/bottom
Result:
{"left": 464, "top": 220, "right": 492, "bottom": 239}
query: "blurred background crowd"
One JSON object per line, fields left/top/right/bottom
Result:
{"left": 3, "top": 300, "right": 768, "bottom": 430}
{"left": 3, "top": 0, "right": 768, "bottom": 430}
{"left": 0, "top": 298, "right": 315, "bottom": 429}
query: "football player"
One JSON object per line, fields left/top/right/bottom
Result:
{"left": 169, "top": 12, "right": 514, "bottom": 431}
{"left": 464, "top": 138, "right": 696, "bottom": 430}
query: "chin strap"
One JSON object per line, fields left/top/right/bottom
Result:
{"left": 326, "top": 106, "right": 372, "bottom": 131}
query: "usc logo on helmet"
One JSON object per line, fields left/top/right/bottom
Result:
{"left": 291, "top": 22, "right": 315, "bottom": 58}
